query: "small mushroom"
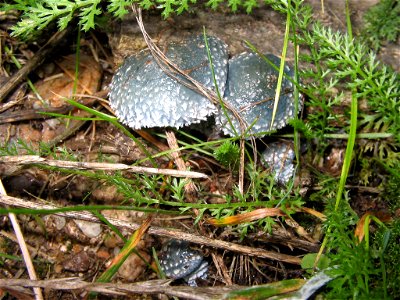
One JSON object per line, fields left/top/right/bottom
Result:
{"left": 218, "top": 52, "right": 298, "bottom": 137}
{"left": 159, "top": 239, "right": 208, "bottom": 286}
{"left": 109, "top": 35, "right": 228, "bottom": 129}
{"left": 261, "top": 141, "right": 295, "bottom": 184}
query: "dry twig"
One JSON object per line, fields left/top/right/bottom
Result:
{"left": 0, "top": 155, "right": 209, "bottom": 179}
{"left": 0, "top": 278, "right": 245, "bottom": 300}
{"left": 0, "top": 180, "right": 44, "bottom": 300}
{"left": 165, "top": 130, "right": 198, "bottom": 201}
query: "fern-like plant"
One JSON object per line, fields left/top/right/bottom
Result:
{"left": 2, "top": 0, "right": 103, "bottom": 39}
{"left": 1, "top": 0, "right": 263, "bottom": 39}
{"left": 362, "top": 0, "right": 400, "bottom": 50}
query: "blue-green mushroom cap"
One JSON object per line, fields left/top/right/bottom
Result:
{"left": 109, "top": 35, "right": 228, "bottom": 129}
{"left": 218, "top": 52, "right": 298, "bottom": 137}
{"left": 159, "top": 239, "right": 208, "bottom": 286}
{"left": 262, "top": 141, "right": 295, "bottom": 184}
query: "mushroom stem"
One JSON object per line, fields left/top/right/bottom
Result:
{"left": 165, "top": 130, "right": 197, "bottom": 202}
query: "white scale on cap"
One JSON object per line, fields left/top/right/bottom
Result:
{"left": 159, "top": 239, "right": 208, "bottom": 286}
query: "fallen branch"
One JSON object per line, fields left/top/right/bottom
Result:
{"left": 0, "top": 278, "right": 241, "bottom": 299}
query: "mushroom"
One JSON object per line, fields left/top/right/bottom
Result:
{"left": 218, "top": 52, "right": 298, "bottom": 137}
{"left": 216, "top": 52, "right": 299, "bottom": 183}
{"left": 109, "top": 35, "right": 228, "bottom": 199}
{"left": 109, "top": 35, "right": 229, "bottom": 129}
{"left": 110, "top": 35, "right": 300, "bottom": 188}
{"left": 159, "top": 239, "right": 208, "bottom": 286}
{"left": 261, "top": 141, "right": 295, "bottom": 184}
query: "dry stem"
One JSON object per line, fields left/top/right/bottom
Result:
{"left": 165, "top": 130, "right": 198, "bottom": 201}
{"left": 0, "top": 278, "right": 248, "bottom": 300}
{"left": 0, "top": 180, "right": 44, "bottom": 300}
{"left": 0, "top": 155, "right": 208, "bottom": 179}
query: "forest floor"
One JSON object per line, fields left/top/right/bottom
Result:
{"left": 0, "top": 0, "right": 399, "bottom": 299}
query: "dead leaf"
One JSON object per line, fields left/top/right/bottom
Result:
{"left": 300, "top": 207, "right": 326, "bottom": 221}
{"left": 31, "top": 54, "right": 101, "bottom": 107}
{"left": 355, "top": 212, "right": 373, "bottom": 243}
{"left": 355, "top": 210, "right": 392, "bottom": 243}
{"left": 207, "top": 208, "right": 286, "bottom": 226}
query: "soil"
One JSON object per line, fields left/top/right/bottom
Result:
{"left": 0, "top": 0, "right": 398, "bottom": 299}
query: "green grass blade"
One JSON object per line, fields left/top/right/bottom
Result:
{"left": 334, "top": 83, "right": 358, "bottom": 210}
{"left": 66, "top": 98, "right": 157, "bottom": 166}
{"left": 92, "top": 210, "right": 126, "bottom": 242}
{"left": 202, "top": 27, "right": 238, "bottom": 137}
{"left": 95, "top": 217, "right": 152, "bottom": 283}
{"left": 269, "top": 0, "right": 291, "bottom": 131}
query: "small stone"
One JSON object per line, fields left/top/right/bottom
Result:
{"left": 96, "top": 248, "right": 111, "bottom": 260}
{"left": 104, "top": 234, "right": 124, "bottom": 249}
{"left": 117, "top": 250, "right": 151, "bottom": 282}
{"left": 72, "top": 244, "right": 83, "bottom": 253}
{"left": 43, "top": 215, "right": 66, "bottom": 231}
{"left": 74, "top": 220, "right": 102, "bottom": 238}
{"left": 54, "top": 264, "right": 63, "bottom": 273}
{"left": 44, "top": 118, "right": 61, "bottom": 129}
{"left": 59, "top": 243, "right": 69, "bottom": 253}
{"left": 62, "top": 251, "right": 91, "bottom": 272}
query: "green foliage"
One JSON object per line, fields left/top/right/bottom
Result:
{"left": 205, "top": 0, "right": 257, "bottom": 13}
{"left": 156, "top": 0, "right": 190, "bottom": 18}
{"left": 1, "top": 0, "right": 264, "bottom": 39}
{"left": 2, "top": 0, "right": 399, "bottom": 296}
{"left": 0, "top": 139, "right": 79, "bottom": 161}
{"left": 315, "top": 190, "right": 400, "bottom": 298}
{"left": 303, "top": 23, "right": 400, "bottom": 141}
{"left": 266, "top": 0, "right": 400, "bottom": 171}
{"left": 2, "top": 0, "right": 103, "bottom": 39}
{"left": 301, "top": 253, "right": 330, "bottom": 274}
{"left": 362, "top": 0, "right": 400, "bottom": 50}
{"left": 213, "top": 140, "right": 240, "bottom": 170}
{"left": 107, "top": 0, "right": 134, "bottom": 18}
{"left": 110, "top": 161, "right": 303, "bottom": 238}
{"left": 381, "top": 160, "right": 400, "bottom": 212}
{"left": 169, "top": 177, "right": 187, "bottom": 202}
{"left": 373, "top": 219, "right": 400, "bottom": 297}
{"left": 322, "top": 195, "right": 388, "bottom": 299}
{"left": 227, "top": 164, "right": 303, "bottom": 239}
